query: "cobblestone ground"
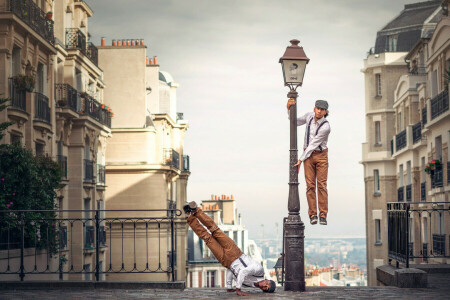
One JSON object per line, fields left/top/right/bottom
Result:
{"left": 1, "top": 274, "right": 449, "bottom": 300}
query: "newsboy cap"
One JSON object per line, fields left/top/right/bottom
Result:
{"left": 315, "top": 100, "right": 328, "bottom": 110}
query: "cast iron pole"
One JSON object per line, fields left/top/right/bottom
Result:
{"left": 284, "top": 89, "right": 305, "bottom": 291}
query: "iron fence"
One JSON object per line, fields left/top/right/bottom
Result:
{"left": 0, "top": 209, "right": 181, "bottom": 281}
{"left": 34, "top": 92, "right": 50, "bottom": 123}
{"left": 87, "top": 42, "right": 98, "bottom": 65}
{"left": 432, "top": 165, "right": 443, "bottom": 188}
{"left": 8, "top": 78, "right": 26, "bottom": 112}
{"left": 164, "top": 149, "right": 180, "bottom": 169}
{"left": 396, "top": 129, "right": 407, "bottom": 151}
{"left": 387, "top": 202, "right": 450, "bottom": 268}
{"left": 65, "top": 28, "right": 87, "bottom": 56}
{"left": 80, "top": 94, "right": 111, "bottom": 128}
{"left": 412, "top": 122, "right": 421, "bottom": 144}
{"left": 55, "top": 83, "right": 79, "bottom": 112}
{"left": 422, "top": 107, "right": 427, "bottom": 126}
{"left": 397, "top": 187, "right": 404, "bottom": 202}
{"left": 430, "top": 88, "right": 449, "bottom": 120}
{"left": 9, "top": 0, "right": 55, "bottom": 45}
{"left": 183, "top": 155, "right": 190, "bottom": 172}
{"left": 406, "top": 184, "right": 412, "bottom": 202}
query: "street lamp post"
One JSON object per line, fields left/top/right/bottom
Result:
{"left": 279, "top": 39, "right": 310, "bottom": 292}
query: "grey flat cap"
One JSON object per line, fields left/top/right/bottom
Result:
{"left": 315, "top": 100, "right": 328, "bottom": 110}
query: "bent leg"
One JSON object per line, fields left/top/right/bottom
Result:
{"left": 187, "top": 215, "right": 226, "bottom": 266}
{"left": 316, "top": 150, "right": 328, "bottom": 218}
{"left": 304, "top": 156, "right": 317, "bottom": 218}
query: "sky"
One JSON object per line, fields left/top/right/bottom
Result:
{"left": 88, "top": 0, "right": 414, "bottom": 240}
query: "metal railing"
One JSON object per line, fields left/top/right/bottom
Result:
{"left": 406, "top": 184, "right": 412, "bottom": 202}
{"left": 55, "top": 83, "right": 79, "bottom": 112}
{"left": 431, "top": 165, "right": 443, "bottom": 188}
{"left": 430, "top": 88, "right": 449, "bottom": 120}
{"left": 8, "top": 78, "right": 27, "bottom": 112}
{"left": 87, "top": 42, "right": 98, "bottom": 65}
{"left": 422, "top": 107, "right": 427, "bottom": 126}
{"left": 387, "top": 202, "right": 450, "bottom": 268}
{"left": 84, "top": 159, "right": 94, "bottom": 183}
{"left": 390, "top": 139, "right": 394, "bottom": 155}
{"left": 80, "top": 94, "right": 111, "bottom": 128}
{"left": 183, "top": 155, "right": 190, "bottom": 172}
{"left": 34, "top": 92, "right": 50, "bottom": 123}
{"left": 0, "top": 209, "right": 181, "bottom": 281}
{"left": 9, "top": 0, "right": 55, "bottom": 45}
{"left": 97, "top": 164, "right": 106, "bottom": 186}
{"left": 164, "top": 149, "right": 180, "bottom": 169}
{"left": 395, "top": 129, "right": 407, "bottom": 151}
{"left": 397, "top": 187, "right": 404, "bottom": 202}
{"left": 412, "top": 122, "right": 421, "bottom": 144}
{"left": 65, "top": 28, "right": 86, "bottom": 56}
{"left": 57, "top": 155, "right": 67, "bottom": 180}
{"left": 420, "top": 182, "right": 426, "bottom": 201}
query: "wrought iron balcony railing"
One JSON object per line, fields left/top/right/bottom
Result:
{"left": 59, "top": 225, "right": 67, "bottom": 249}
{"left": 65, "top": 28, "right": 87, "bottom": 56}
{"left": 390, "top": 139, "right": 394, "bottom": 155}
{"left": 84, "top": 159, "right": 94, "bottom": 183}
{"left": 422, "top": 243, "right": 428, "bottom": 262}
{"left": 79, "top": 94, "right": 111, "bottom": 128}
{"left": 422, "top": 107, "right": 427, "bottom": 126}
{"left": 57, "top": 155, "right": 67, "bottom": 180}
{"left": 432, "top": 234, "right": 446, "bottom": 256}
{"left": 9, "top": 0, "right": 55, "bottom": 45}
{"left": 420, "top": 182, "right": 426, "bottom": 201}
{"left": 432, "top": 165, "right": 443, "bottom": 188}
{"left": 183, "top": 155, "right": 190, "bottom": 172}
{"left": 97, "top": 164, "right": 106, "bottom": 186}
{"left": 430, "top": 88, "right": 449, "bottom": 120}
{"left": 412, "top": 122, "right": 421, "bottom": 144}
{"left": 406, "top": 184, "right": 412, "bottom": 202}
{"left": 164, "top": 148, "right": 180, "bottom": 169}
{"left": 8, "top": 78, "right": 26, "bottom": 112}
{"left": 396, "top": 129, "right": 407, "bottom": 151}
{"left": 397, "top": 187, "right": 404, "bottom": 202}
{"left": 34, "top": 92, "right": 50, "bottom": 123}
{"left": 87, "top": 42, "right": 98, "bottom": 65}
{"left": 55, "top": 83, "right": 79, "bottom": 112}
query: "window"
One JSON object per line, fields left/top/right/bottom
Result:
{"left": 423, "top": 217, "right": 428, "bottom": 243}
{"left": 375, "top": 121, "right": 381, "bottom": 145}
{"left": 431, "top": 69, "right": 438, "bottom": 97}
{"left": 36, "top": 63, "right": 44, "bottom": 93}
{"left": 388, "top": 35, "right": 398, "bottom": 52}
{"left": 374, "top": 170, "right": 380, "bottom": 195}
{"left": 407, "top": 161, "right": 411, "bottom": 185}
{"left": 399, "top": 164, "right": 404, "bottom": 187}
{"left": 375, "top": 219, "right": 381, "bottom": 244}
{"left": 397, "top": 112, "right": 402, "bottom": 131}
{"left": 12, "top": 47, "right": 21, "bottom": 76}
{"left": 375, "top": 74, "right": 381, "bottom": 96}
{"left": 10, "top": 133, "right": 21, "bottom": 145}
{"left": 421, "top": 157, "right": 426, "bottom": 182}
{"left": 206, "top": 271, "right": 215, "bottom": 288}
{"left": 36, "top": 142, "right": 45, "bottom": 156}
{"left": 233, "top": 231, "right": 238, "bottom": 245}
{"left": 435, "top": 136, "right": 442, "bottom": 160}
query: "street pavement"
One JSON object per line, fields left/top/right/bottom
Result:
{"left": 1, "top": 273, "right": 449, "bottom": 299}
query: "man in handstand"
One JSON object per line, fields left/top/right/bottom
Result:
{"left": 184, "top": 201, "right": 276, "bottom": 296}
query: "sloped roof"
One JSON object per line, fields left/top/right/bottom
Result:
{"left": 381, "top": 1, "right": 441, "bottom": 31}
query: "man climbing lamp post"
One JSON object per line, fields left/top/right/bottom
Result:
{"left": 279, "top": 39, "right": 309, "bottom": 292}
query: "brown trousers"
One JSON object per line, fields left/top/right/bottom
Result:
{"left": 303, "top": 149, "right": 328, "bottom": 218}
{"left": 187, "top": 209, "right": 243, "bottom": 268}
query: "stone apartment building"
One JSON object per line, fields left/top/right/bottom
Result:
{"left": 0, "top": 0, "right": 112, "bottom": 280}
{"left": 362, "top": 0, "right": 449, "bottom": 286}
{"left": 97, "top": 42, "right": 190, "bottom": 281}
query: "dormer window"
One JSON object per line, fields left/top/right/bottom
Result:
{"left": 388, "top": 35, "right": 398, "bottom": 52}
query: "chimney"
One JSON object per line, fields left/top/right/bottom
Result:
{"left": 146, "top": 57, "right": 149, "bottom": 65}
{"left": 149, "top": 59, "right": 153, "bottom": 65}
{"left": 131, "top": 40, "right": 135, "bottom": 46}
{"left": 127, "top": 40, "right": 131, "bottom": 46}
{"left": 117, "top": 40, "right": 121, "bottom": 46}
{"left": 211, "top": 194, "right": 214, "bottom": 200}
{"left": 215, "top": 195, "right": 217, "bottom": 200}
{"left": 153, "top": 56, "right": 158, "bottom": 64}
{"left": 231, "top": 195, "right": 234, "bottom": 200}
{"left": 112, "top": 39, "right": 116, "bottom": 46}
{"left": 101, "top": 37, "right": 105, "bottom": 46}
{"left": 140, "top": 39, "right": 144, "bottom": 46}
{"left": 122, "top": 39, "right": 126, "bottom": 46}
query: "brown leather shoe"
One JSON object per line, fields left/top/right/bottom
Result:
{"left": 319, "top": 217, "right": 327, "bottom": 225}
{"left": 310, "top": 216, "right": 318, "bottom": 225}
{"left": 183, "top": 201, "right": 198, "bottom": 214}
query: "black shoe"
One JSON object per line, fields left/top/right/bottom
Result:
{"left": 319, "top": 217, "right": 327, "bottom": 225}
{"left": 310, "top": 216, "right": 318, "bottom": 225}
{"left": 183, "top": 201, "right": 198, "bottom": 214}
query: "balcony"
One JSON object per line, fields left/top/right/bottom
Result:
{"left": 34, "top": 92, "right": 50, "bottom": 123}
{"left": 395, "top": 130, "right": 407, "bottom": 151}
{"left": 84, "top": 225, "right": 94, "bottom": 249}
{"left": 57, "top": 155, "right": 67, "bottom": 180}
{"left": 390, "top": 139, "right": 394, "bottom": 156}
{"left": 420, "top": 182, "right": 426, "bottom": 201}
{"left": 65, "top": 28, "right": 98, "bottom": 65}
{"left": 432, "top": 165, "right": 443, "bottom": 188}
{"left": 432, "top": 234, "right": 446, "bottom": 256}
{"left": 182, "top": 155, "right": 190, "bottom": 172}
{"left": 406, "top": 184, "right": 412, "bottom": 202}
{"left": 430, "top": 88, "right": 449, "bottom": 120}
{"left": 422, "top": 107, "right": 427, "bottom": 126}
{"left": 164, "top": 148, "right": 180, "bottom": 169}
{"left": 422, "top": 243, "right": 428, "bottom": 262}
{"left": 97, "top": 164, "right": 106, "bottom": 186}
{"left": 84, "top": 159, "right": 94, "bottom": 183}
{"left": 9, "top": 0, "right": 55, "bottom": 45}
{"left": 55, "top": 83, "right": 79, "bottom": 113}
{"left": 8, "top": 78, "right": 26, "bottom": 112}
{"left": 79, "top": 94, "right": 111, "bottom": 128}
{"left": 412, "top": 122, "right": 421, "bottom": 144}
{"left": 397, "top": 187, "right": 404, "bottom": 202}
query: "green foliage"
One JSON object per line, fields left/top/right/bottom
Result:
{"left": 0, "top": 97, "right": 14, "bottom": 141}
{"left": 0, "top": 143, "right": 62, "bottom": 254}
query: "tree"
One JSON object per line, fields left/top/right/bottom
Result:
{"left": 0, "top": 97, "right": 14, "bottom": 141}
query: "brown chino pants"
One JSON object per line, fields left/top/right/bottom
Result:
{"left": 303, "top": 149, "right": 328, "bottom": 218}
{"left": 187, "top": 209, "right": 243, "bottom": 269}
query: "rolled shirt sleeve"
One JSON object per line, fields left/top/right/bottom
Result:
{"left": 226, "top": 269, "right": 234, "bottom": 289}
{"left": 299, "top": 123, "right": 331, "bottom": 162}
{"left": 288, "top": 110, "right": 310, "bottom": 126}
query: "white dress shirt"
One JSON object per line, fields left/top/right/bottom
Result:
{"left": 291, "top": 111, "right": 331, "bottom": 162}
{"left": 226, "top": 254, "right": 265, "bottom": 289}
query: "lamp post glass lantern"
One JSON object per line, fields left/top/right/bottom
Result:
{"left": 279, "top": 39, "right": 309, "bottom": 292}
